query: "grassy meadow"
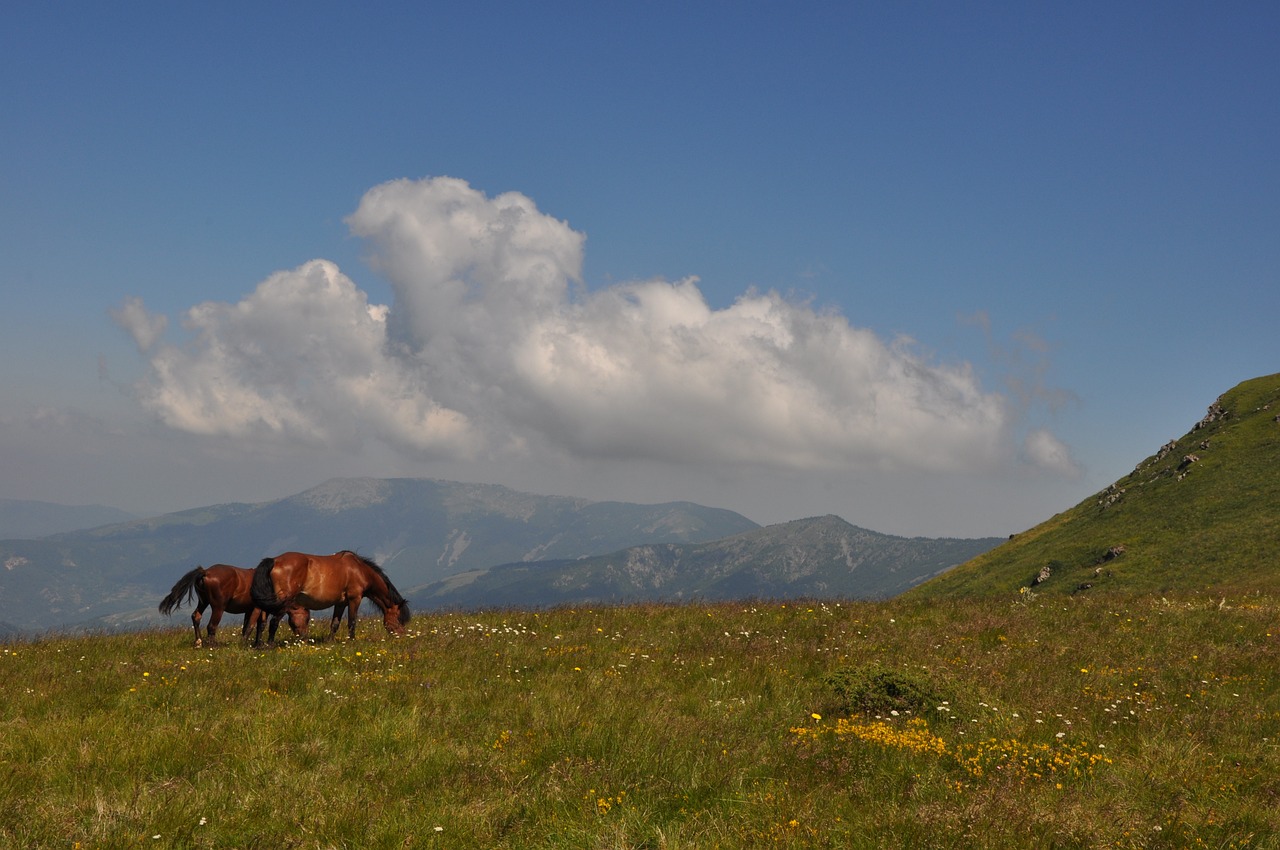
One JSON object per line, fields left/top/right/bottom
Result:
{"left": 2, "top": 590, "right": 1278, "bottom": 848}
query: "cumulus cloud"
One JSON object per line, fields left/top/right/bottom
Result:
{"left": 113, "top": 260, "right": 476, "bottom": 457}
{"left": 1021, "top": 428, "right": 1081, "bottom": 477}
{"left": 116, "top": 176, "right": 1070, "bottom": 477}
{"left": 110, "top": 296, "right": 168, "bottom": 353}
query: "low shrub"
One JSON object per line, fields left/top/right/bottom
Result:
{"left": 824, "top": 664, "right": 948, "bottom": 718}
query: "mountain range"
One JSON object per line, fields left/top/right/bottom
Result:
{"left": 0, "top": 499, "right": 141, "bottom": 538}
{"left": 0, "top": 477, "right": 1001, "bottom": 635}
{"left": 410, "top": 514, "right": 996, "bottom": 609}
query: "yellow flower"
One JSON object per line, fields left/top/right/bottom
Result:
{"left": 811, "top": 713, "right": 822, "bottom": 720}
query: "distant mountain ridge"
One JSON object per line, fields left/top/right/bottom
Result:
{"left": 0, "top": 478, "right": 758, "bottom": 633}
{"left": 410, "top": 514, "right": 1002, "bottom": 609}
{"left": 0, "top": 499, "right": 140, "bottom": 538}
{"left": 0, "top": 476, "right": 1010, "bottom": 636}
{"left": 910, "top": 373, "right": 1280, "bottom": 600}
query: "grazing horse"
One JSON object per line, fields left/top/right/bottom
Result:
{"left": 251, "top": 550, "right": 410, "bottom": 644}
{"left": 159, "top": 564, "right": 277, "bottom": 647}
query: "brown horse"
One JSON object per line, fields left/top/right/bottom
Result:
{"left": 159, "top": 564, "right": 278, "bottom": 647}
{"left": 251, "top": 550, "right": 410, "bottom": 644}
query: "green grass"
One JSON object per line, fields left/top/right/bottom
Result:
{"left": 3, "top": 591, "right": 1279, "bottom": 848}
{"left": 911, "top": 373, "right": 1280, "bottom": 601}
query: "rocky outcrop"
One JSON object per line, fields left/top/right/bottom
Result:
{"left": 1193, "top": 398, "right": 1229, "bottom": 431}
{"left": 1098, "top": 484, "right": 1125, "bottom": 509}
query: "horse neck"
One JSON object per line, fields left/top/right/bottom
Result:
{"left": 362, "top": 578, "right": 394, "bottom": 609}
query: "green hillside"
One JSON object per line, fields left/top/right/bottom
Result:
{"left": 912, "top": 373, "right": 1280, "bottom": 601}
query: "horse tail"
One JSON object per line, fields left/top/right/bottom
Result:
{"left": 250, "top": 557, "right": 283, "bottom": 613}
{"left": 159, "top": 566, "right": 205, "bottom": 616}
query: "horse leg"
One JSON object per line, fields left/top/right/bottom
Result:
{"left": 191, "top": 601, "right": 207, "bottom": 648}
{"left": 242, "top": 610, "right": 260, "bottom": 645}
{"left": 205, "top": 606, "right": 224, "bottom": 646}
{"left": 264, "top": 610, "right": 285, "bottom": 646}
{"left": 346, "top": 596, "right": 361, "bottom": 641}
{"left": 253, "top": 612, "right": 272, "bottom": 648}
{"left": 329, "top": 604, "right": 345, "bottom": 640}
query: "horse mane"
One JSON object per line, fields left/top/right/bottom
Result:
{"left": 159, "top": 566, "right": 205, "bottom": 616}
{"left": 339, "top": 550, "right": 411, "bottom": 625}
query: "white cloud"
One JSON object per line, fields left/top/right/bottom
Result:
{"left": 117, "top": 176, "right": 1066, "bottom": 479}
{"left": 117, "top": 259, "right": 477, "bottom": 457}
{"left": 1021, "top": 428, "right": 1081, "bottom": 476}
{"left": 110, "top": 296, "right": 168, "bottom": 353}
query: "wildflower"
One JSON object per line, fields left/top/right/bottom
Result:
{"left": 811, "top": 713, "right": 822, "bottom": 721}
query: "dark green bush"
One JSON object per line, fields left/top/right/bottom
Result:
{"left": 824, "top": 664, "right": 948, "bottom": 717}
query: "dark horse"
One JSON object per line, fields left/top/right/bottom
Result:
{"left": 251, "top": 550, "right": 410, "bottom": 644}
{"left": 159, "top": 564, "right": 282, "bottom": 647}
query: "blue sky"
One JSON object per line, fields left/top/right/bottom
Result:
{"left": 2, "top": 3, "right": 1276, "bottom": 537}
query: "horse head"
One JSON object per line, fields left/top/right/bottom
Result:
{"left": 381, "top": 600, "right": 411, "bottom": 635}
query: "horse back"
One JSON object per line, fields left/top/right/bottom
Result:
{"left": 201, "top": 563, "right": 257, "bottom": 614}
{"left": 253, "top": 550, "right": 390, "bottom": 612}
{"left": 297, "top": 552, "right": 361, "bottom": 607}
